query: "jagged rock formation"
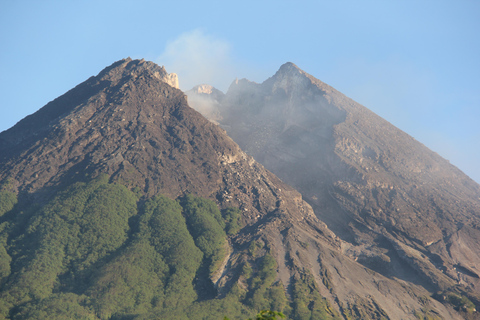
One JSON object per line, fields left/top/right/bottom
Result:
{"left": 187, "top": 84, "right": 225, "bottom": 124}
{"left": 187, "top": 62, "right": 480, "bottom": 318}
{"left": 0, "top": 59, "right": 471, "bottom": 319}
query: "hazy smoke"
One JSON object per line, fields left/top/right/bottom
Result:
{"left": 157, "top": 29, "right": 235, "bottom": 92}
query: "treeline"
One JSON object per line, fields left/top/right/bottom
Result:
{"left": 0, "top": 176, "right": 341, "bottom": 319}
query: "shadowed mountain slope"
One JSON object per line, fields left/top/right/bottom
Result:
{"left": 187, "top": 62, "right": 480, "bottom": 318}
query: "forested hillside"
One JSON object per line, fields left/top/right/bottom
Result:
{"left": 0, "top": 175, "right": 344, "bottom": 319}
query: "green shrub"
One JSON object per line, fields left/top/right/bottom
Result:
{"left": 141, "top": 195, "right": 203, "bottom": 311}
{"left": 87, "top": 239, "right": 168, "bottom": 318}
{"left": 0, "top": 190, "right": 17, "bottom": 218}
{"left": 291, "top": 272, "right": 341, "bottom": 320}
{"left": 248, "top": 241, "right": 263, "bottom": 257}
{"left": 181, "top": 195, "right": 227, "bottom": 275}
{"left": 445, "top": 292, "right": 476, "bottom": 312}
{"left": 11, "top": 293, "right": 96, "bottom": 320}
{"left": 2, "top": 176, "right": 138, "bottom": 306}
{"left": 248, "top": 254, "right": 277, "bottom": 310}
{"left": 223, "top": 207, "right": 243, "bottom": 235}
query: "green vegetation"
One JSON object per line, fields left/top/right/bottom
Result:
{"left": 248, "top": 240, "right": 263, "bottom": 257}
{"left": 291, "top": 272, "right": 341, "bottom": 320}
{"left": 443, "top": 292, "right": 476, "bottom": 313}
{"left": 87, "top": 239, "right": 168, "bottom": 318}
{"left": 247, "top": 254, "right": 278, "bottom": 310}
{"left": 0, "top": 189, "right": 16, "bottom": 285}
{"left": 222, "top": 207, "right": 243, "bottom": 235}
{"left": 0, "top": 175, "right": 138, "bottom": 314}
{"left": 186, "top": 294, "right": 250, "bottom": 320}
{"left": 0, "top": 176, "right": 271, "bottom": 320}
{"left": 224, "top": 310, "right": 286, "bottom": 320}
{"left": 242, "top": 261, "right": 254, "bottom": 279}
{"left": 12, "top": 293, "right": 96, "bottom": 320}
{"left": 0, "top": 175, "right": 346, "bottom": 320}
{"left": 0, "top": 189, "right": 17, "bottom": 218}
{"left": 181, "top": 194, "right": 227, "bottom": 275}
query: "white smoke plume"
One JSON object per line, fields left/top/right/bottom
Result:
{"left": 157, "top": 29, "right": 235, "bottom": 92}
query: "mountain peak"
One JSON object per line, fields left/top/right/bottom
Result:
{"left": 191, "top": 84, "right": 215, "bottom": 94}
{"left": 225, "top": 78, "right": 259, "bottom": 96}
{"left": 189, "top": 84, "right": 224, "bottom": 96}
{"left": 0, "top": 59, "right": 180, "bottom": 150}
{"left": 277, "top": 61, "right": 302, "bottom": 73}
{"left": 97, "top": 58, "right": 179, "bottom": 89}
{"left": 262, "top": 62, "right": 315, "bottom": 95}
{"left": 0, "top": 58, "right": 189, "bottom": 194}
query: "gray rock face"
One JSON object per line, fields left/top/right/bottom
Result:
{"left": 187, "top": 62, "right": 480, "bottom": 313}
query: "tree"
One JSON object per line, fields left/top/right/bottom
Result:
{"left": 224, "top": 310, "right": 286, "bottom": 320}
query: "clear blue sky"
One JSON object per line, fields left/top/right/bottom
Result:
{"left": 1, "top": 0, "right": 479, "bottom": 183}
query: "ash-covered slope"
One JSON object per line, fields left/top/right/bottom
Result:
{"left": 0, "top": 59, "right": 467, "bottom": 319}
{"left": 187, "top": 62, "right": 480, "bottom": 317}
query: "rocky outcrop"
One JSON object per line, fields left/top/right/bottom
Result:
{"left": 186, "top": 84, "right": 225, "bottom": 124}
{"left": 162, "top": 71, "right": 179, "bottom": 89}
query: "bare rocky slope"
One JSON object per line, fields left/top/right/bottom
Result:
{"left": 188, "top": 62, "right": 480, "bottom": 318}
{"left": 0, "top": 59, "right": 472, "bottom": 319}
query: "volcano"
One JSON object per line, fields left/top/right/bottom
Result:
{"left": 0, "top": 58, "right": 475, "bottom": 319}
